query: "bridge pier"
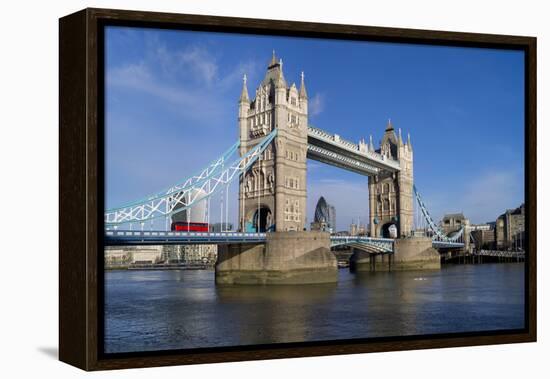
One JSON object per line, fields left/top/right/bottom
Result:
{"left": 392, "top": 237, "right": 440, "bottom": 270}
{"left": 215, "top": 231, "right": 337, "bottom": 285}
{"left": 350, "top": 236, "right": 440, "bottom": 272}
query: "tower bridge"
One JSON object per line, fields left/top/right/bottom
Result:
{"left": 104, "top": 52, "right": 467, "bottom": 284}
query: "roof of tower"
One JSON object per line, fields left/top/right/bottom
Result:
{"left": 262, "top": 52, "right": 287, "bottom": 88}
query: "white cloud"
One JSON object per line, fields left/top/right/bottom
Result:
{"left": 107, "top": 42, "right": 261, "bottom": 125}
{"left": 308, "top": 93, "right": 325, "bottom": 116}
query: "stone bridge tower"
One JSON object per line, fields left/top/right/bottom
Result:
{"left": 238, "top": 52, "right": 308, "bottom": 232}
{"left": 368, "top": 121, "right": 414, "bottom": 238}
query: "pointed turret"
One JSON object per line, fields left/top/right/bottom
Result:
{"left": 263, "top": 51, "right": 287, "bottom": 88}
{"left": 273, "top": 60, "right": 287, "bottom": 88}
{"left": 239, "top": 74, "right": 249, "bottom": 103}
{"left": 386, "top": 118, "right": 394, "bottom": 131}
{"left": 369, "top": 134, "right": 374, "bottom": 151}
{"left": 398, "top": 128, "right": 403, "bottom": 145}
{"left": 407, "top": 132, "right": 412, "bottom": 149}
{"left": 269, "top": 50, "right": 277, "bottom": 68}
{"left": 299, "top": 71, "right": 308, "bottom": 99}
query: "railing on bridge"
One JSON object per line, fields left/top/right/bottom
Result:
{"left": 330, "top": 235, "right": 394, "bottom": 254}
{"left": 105, "top": 230, "right": 397, "bottom": 255}
{"left": 105, "top": 230, "right": 268, "bottom": 246}
{"left": 474, "top": 249, "right": 525, "bottom": 259}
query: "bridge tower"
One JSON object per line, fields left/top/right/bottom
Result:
{"left": 368, "top": 121, "right": 414, "bottom": 238}
{"left": 238, "top": 52, "right": 308, "bottom": 232}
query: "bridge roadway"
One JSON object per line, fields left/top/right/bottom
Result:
{"left": 104, "top": 230, "right": 394, "bottom": 252}
{"left": 104, "top": 230, "right": 462, "bottom": 253}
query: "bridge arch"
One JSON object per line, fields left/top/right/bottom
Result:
{"left": 245, "top": 204, "right": 273, "bottom": 232}
{"left": 381, "top": 222, "right": 398, "bottom": 239}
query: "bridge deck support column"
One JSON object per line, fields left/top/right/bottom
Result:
{"left": 215, "top": 231, "right": 337, "bottom": 285}
{"left": 350, "top": 251, "right": 391, "bottom": 272}
{"left": 392, "top": 237, "right": 440, "bottom": 270}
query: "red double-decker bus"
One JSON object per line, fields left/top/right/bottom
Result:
{"left": 171, "top": 222, "right": 209, "bottom": 232}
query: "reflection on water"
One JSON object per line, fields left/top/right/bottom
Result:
{"left": 104, "top": 264, "right": 524, "bottom": 353}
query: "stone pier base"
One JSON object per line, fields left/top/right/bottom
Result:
{"left": 215, "top": 231, "right": 337, "bottom": 285}
{"left": 350, "top": 237, "right": 440, "bottom": 272}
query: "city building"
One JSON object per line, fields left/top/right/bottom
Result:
{"left": 349, "top": 221, "right": 367, "bottom": 236}
{"left": 104, "top": 246, "right": 163, "bottom": 266}
{"left": 179, "top": 244, "right": 218, "bottom": 265}
{"left": 441, "top": 213, "right": 469, "bottom": 234}
{"left": 441, "top": 213, "right": 471, "bottom": 250}
{"left": 470, "top": 223, "right": 496, "bottom": 250}
{"left": 311, "top": 196, "right": 336, "bottom": 233}
{"left": 104, "top": 245, "right": 218, "bottom": 267}
{"left": 209, "top": 222, "right": 234, "bottom": 232}
{"left": 495, "top": 203, "right": 525, "bottom": 250}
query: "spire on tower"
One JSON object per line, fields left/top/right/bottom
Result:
{"left": 386, "top": 118, "right": 394, "bottom": 131}
{"left": 299, "top": 71, "right": 308, "bottom": 99}
{"left": 274, "top": 58, "right": 286, "bottom": 88}
{"left": 398, "top": 128, "right": 403, "bottom": 144}
{"left": 369, "top": 134, "right": 374, "bottom": 151}
{"left": 407, "top": 132, "right": 412, "bottom": 148}
{"left": 239, "top": 74, "right": 249, "bottom": 102}
{"left": 269, "top": 50, "right": 277, "bottom": 67}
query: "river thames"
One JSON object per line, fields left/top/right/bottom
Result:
{"left": 104, "top": 263, "right": 524, "bottom": 353}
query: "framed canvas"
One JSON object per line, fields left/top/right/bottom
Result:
{"left": 59, "top": 8, "right": 537, "bottom": 371}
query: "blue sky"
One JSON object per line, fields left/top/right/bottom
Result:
{"left": 105, "top": 26, "right": 525, "bottom": 230}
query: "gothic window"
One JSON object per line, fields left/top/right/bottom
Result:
{"left": 384, "top": 199, "right": 390, "bottom": 211}
{"left": 291, "top": 97, "right": 297, "bottom": 106}
{"left": 384, "top": 183, "right": 389, "bottom": 194}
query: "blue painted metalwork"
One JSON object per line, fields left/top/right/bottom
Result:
{"left": 105, "top": 129, "right": 277, "bottom": 226}
{"left": 105, "top": 230, "right": 267, "bottom": 246}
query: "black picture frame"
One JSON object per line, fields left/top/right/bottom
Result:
{"left": 59, "top": 8, "right": 537, "bottom": 371}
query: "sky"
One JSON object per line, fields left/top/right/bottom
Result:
{"left": 105, "top": 26, "right": 525, "bottom": 231}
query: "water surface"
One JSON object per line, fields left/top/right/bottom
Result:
{"left": 104, "top": 264, "right": 524, "bottom": 353}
